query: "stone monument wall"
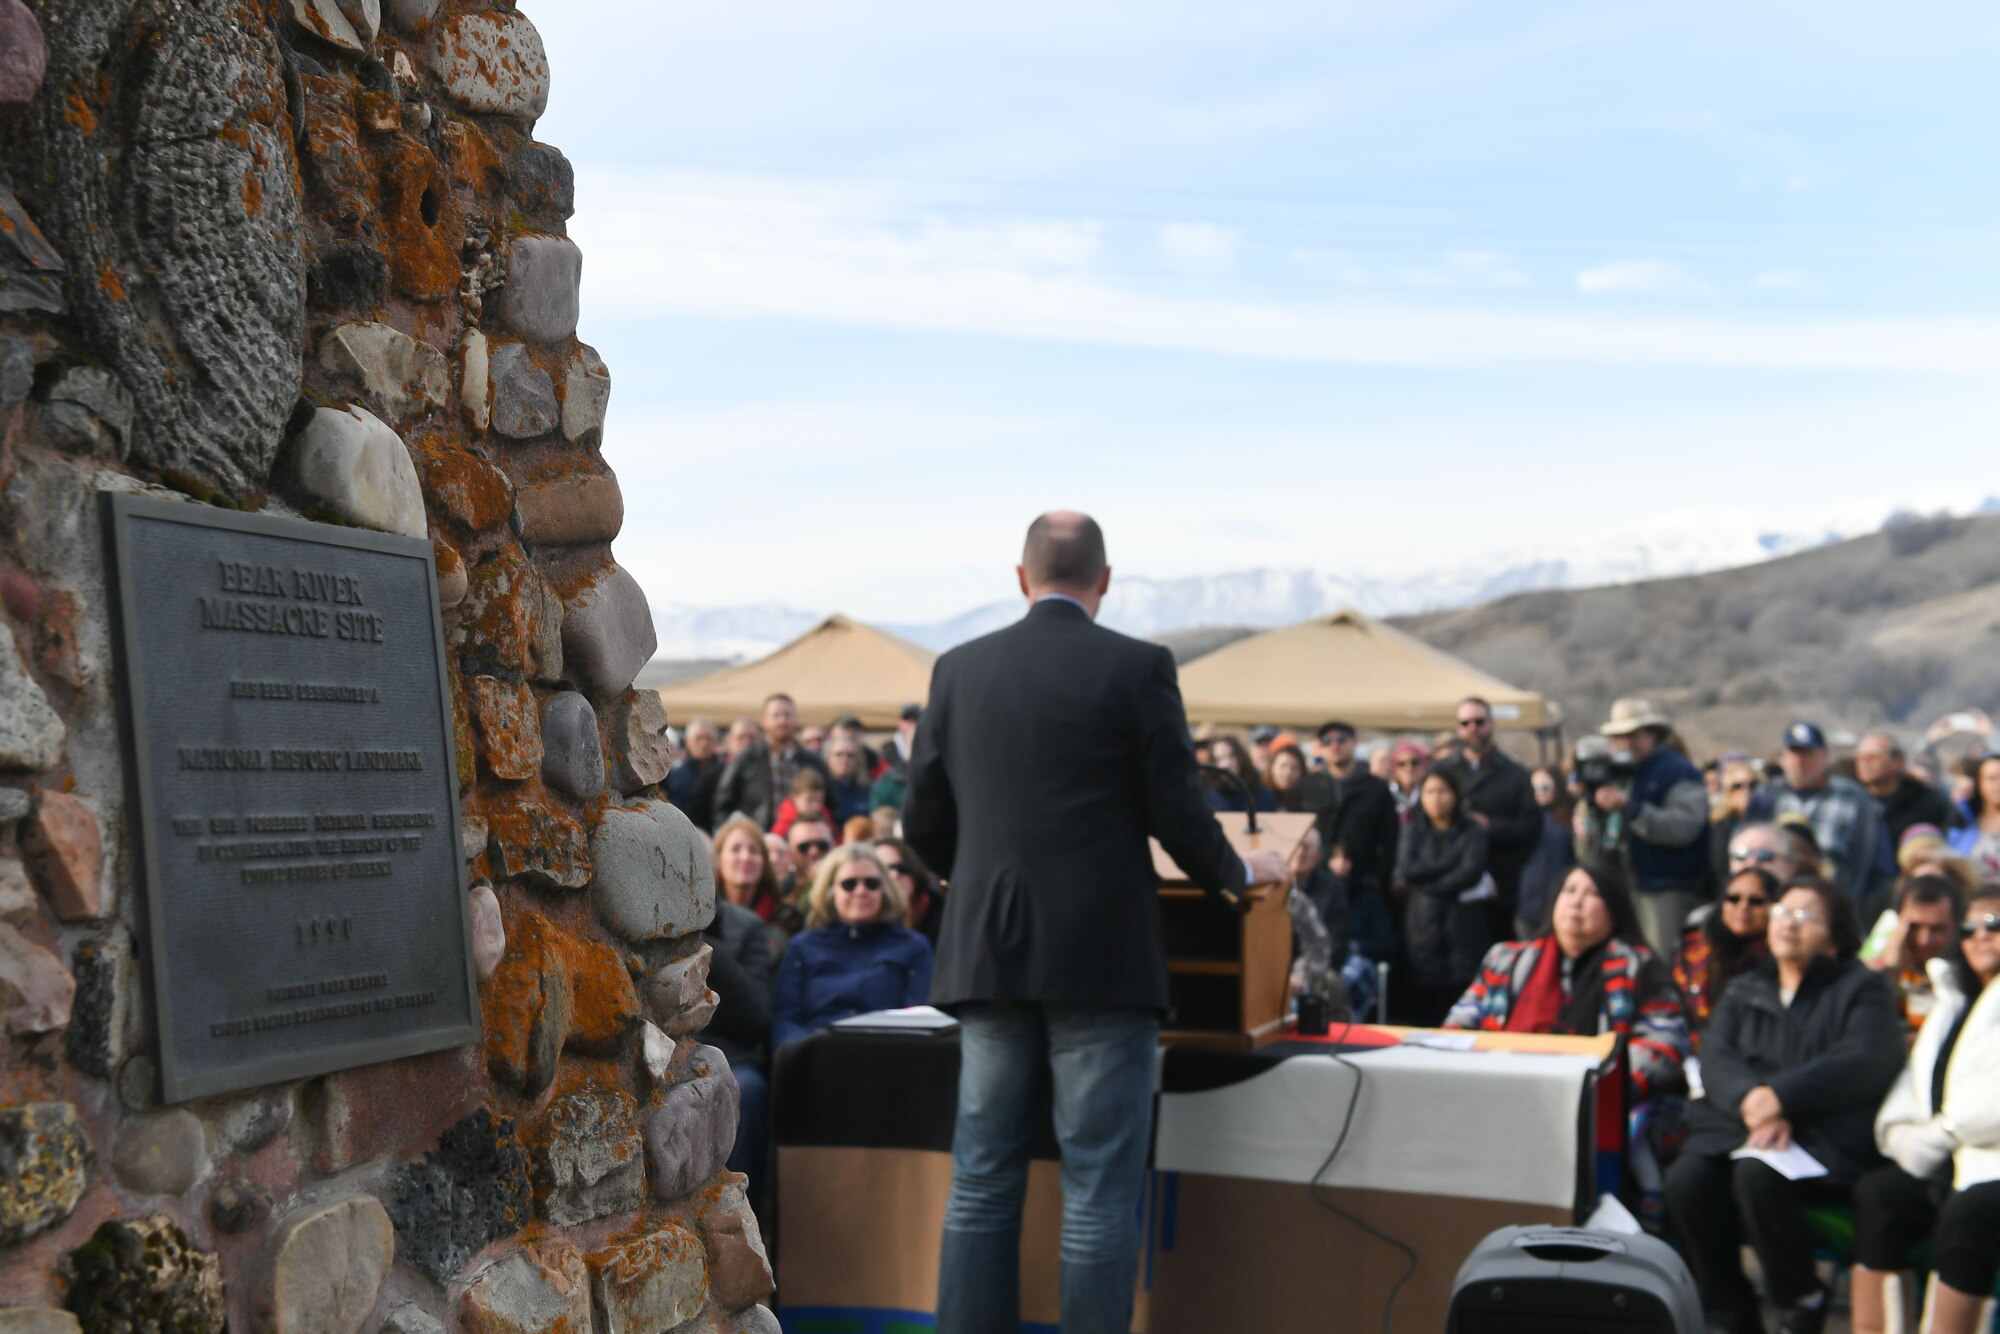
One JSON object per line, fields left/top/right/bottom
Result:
{"left": 0, "top": 0, "right": 770, "bottom": 1329}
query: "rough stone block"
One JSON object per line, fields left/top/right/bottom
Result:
{"left": 291, "top": 0, "right": 378, "bottom": 52}
{"left": 43, "top": 366, "right": 135, "bottom": 455}
{"left": 560, "top": 346, "right": 610, "bottom": 444}
{"left": 208, "top": 1176, "right": 272, "bottom": 1235}
{"left": 0, "top": 855, "right": 34, "bottom": 920}
{"left": 482, "top": 910, "right": 573, "bottom": 1095}
{"left": 498, "top": 234, "right": 582, "bottom": 343}
{"left": 454, "top": 548, "right": 557, "bottom": 679}
{"left": 562, "top": 564, "right": 659, "bottom": 701}
{"left": 489, "top": 343, "right": 559, "bottom": 439}
{"left": 462, "top": 815, "right": 490, "bottom": 861}
{"left": 592, "top": 800, "right": 716, "bottom": 944}
{"left": 0, "top": 920, "right": 73, "bottom": 1034}
{"left": 214, "top": 1086, "right": 293, "bottom": 1154}
{"left": 512, "top": 142, "right": 575, "bottom": 225}
{"left": 0, "top": 1311, "right": 80, "bottom": 1334}
{"left": 461, "top": 330, "right": 491, "bottom": 429}
{"left": 588, "top": 1222, "right": 709, "bottom": 1334}
{"left": 0, "top": 1102, "right": 90, "bottom": 1245}
{"left": 525, "top": 1088, "right": 645, "bottom": 1226}
{"left": 64, "top": 927, "right": 135, "bottom": 1078}
{"left": 0, "top": 786, "right": 30, "bottom": 824}
{"left": 516, "top": 472, "right": 623, "bottom": 547}
{"left": 642, "top": 1021, "right": 674, "bottom": 1088}
{"left": 644, "top": 1045, "right": 739, "bottom": 1200}
{"left": 430, "top": 11, "right": 550, "bottom": 119}
{"left": 610, "top": 689, "right": 672, "bottom": 793}
{"left": 260, "top": 1195, "right": 394, "bottom": 1334}
{"left": 319, "top": 322, "right": 449, "bottom": 424}
{"left": 486, "top": 797, "right": 590, "bottom": 890}
{"left": 643, "top": 943, "right": 712, "bottom": 1025}
{"left": 471, "top": 675, "right": 543, "bottom": 781}
{"left": 309, "top": 1043, "right": 486, "bottom": 1174}
{"left": 416, "top": 437, "right": 514, "bottom": 531}
{"left": 469, "top": 880, "right": 506, "bottom": 979}
{"left": 383, "top": 0, "right": 438, "bottom": 34}
{"left": 660, "top": 989, "right": 719, "bottom": 1038}
{"left": 109, "top": 1109, "right": 203, "bottom": 1196}
{"left": 529, "top": 576, "right": 567, "bottom": 686}
{"left": 541, "top": 690, "right": 603, "bottom": 801}
{"left": 705, "top": 1179, "right": 775, "bottom": 1310}
{"left": 383, "top": 1109, "right": 532, "bottom": 1283}
{"left": 57, "top": 1215, "right": 225, "bottom": 1333}
{"left": 284, "top": 404, "right": 426, "bottom": 538}
{"left": 381, "top": 1306, "right": 443, "bottom": 1334}
{"left": 459, "top": 1242, "right": 593, "bottom": 1334}
{"left": 0, "top": 0, "right": 46, "bottom": 106}
{"left": 22, "top": 790, "right": 99, "bottom": 920}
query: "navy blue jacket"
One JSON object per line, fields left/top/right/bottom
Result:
{"left": 1627, "top": 748, "right": 1711, "bottom": 893}
{"left": 771, "top": 922, "right": 934, "bottom": 1050}
{"left": 1517, "top": 809, "right": 1576, "bottom": 929}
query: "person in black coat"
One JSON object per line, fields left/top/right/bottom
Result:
{"left": 712, "top": 693, "right": 831, "bottom": 830}
{"left": 903, "top": 511, "right": 1285, "bottom": 1334}
{"left": 1299, "top": 720, "right": 1400, "bottom": 904}
{"left": 1441, "top": 697, "right": 1541, "bottom": 935}
{"left": 1396, "top": 763, "right": 1491, "bottom": 1025}
{"left": 703, "top": 898, "right": 774, "bottom": 1193}
{"left": 1665, "top": 875, "right": 1905, "bottom": 1334}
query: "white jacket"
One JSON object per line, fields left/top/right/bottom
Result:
{"left": 1875, "top": 956, "right": 2000, "bottom": 1190}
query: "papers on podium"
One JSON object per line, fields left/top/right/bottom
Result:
{"left": 831, "top": 1005, "right": 960, "bottom": 1036}
{"left": 1729, "top": 1142, "right": 1829, "bottom": 1181}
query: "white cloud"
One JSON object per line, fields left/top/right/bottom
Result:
{"left": 1158, "top": 223, "right": 1241, "bottom": 275}
{"left": 570, "top": 168, "right": 2000, "bottom": 373}
{"left": 1291, "top": 247, "right": 1529, "bottom": 289}
{"left": 1574, "top": 258, "right": 1714, "bottom": 299}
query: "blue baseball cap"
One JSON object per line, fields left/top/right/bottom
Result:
{"left": 1783, "top": 722, "right": 1827, "bottom": 751}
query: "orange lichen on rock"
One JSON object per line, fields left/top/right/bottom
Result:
{"left": 95, "top": 264, "right": 124, "bottom": 300}
{"left": 412, "top": 430, "right": 515, "bottom": 531}
{"left": 482, "top": 908, "right": 574, "bottom": 1095}
{"left": 558, "top": 928, "right": 640, "bottom": 1054}
{"left": 484, "top": 791, "right": 589, "bottom": 889}
{"left": 62, "top": 93, "right": 95, "bottom": 134}
{"left": 440, "top": 115, "right": 507, "bottom": 196}
{"left": 378, "top": 136, "right": 464, "bottom": 302}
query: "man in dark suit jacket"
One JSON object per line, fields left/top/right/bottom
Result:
{"left": 711, "top": 692, "right": 830, "bottom": 830}
{"left": 904, "top": 512, "right": 1285, "bottom": 1334}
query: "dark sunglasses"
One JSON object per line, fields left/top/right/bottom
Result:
{"left": 1961, "top": 915, "right": 2000, "bottom": 938}
{"left": 794, "top": 839, "right": 832, "bottom": 855}
{"left": 837, "top": 875, "right": 884, "bottom": 892}
{"left": 1722, "top": 893, "right": 1770, "bottom": 909}
{"left": 880, "top": 862, "right": 912, "bottom": 877}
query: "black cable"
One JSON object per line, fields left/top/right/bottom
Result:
{"left": 1304, "top": 1019, "right": 1419, "bottom": 1334}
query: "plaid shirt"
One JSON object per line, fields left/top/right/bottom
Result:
{"left": 1750, "top": 775, "right": 1889, "bottom": 902}
{"left": 769, "top": 744, "right": 803, "bottom": 802}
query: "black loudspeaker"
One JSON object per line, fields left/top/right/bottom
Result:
{"left": 1446, "top": 1226, "right": 1705, "bottom": 1334}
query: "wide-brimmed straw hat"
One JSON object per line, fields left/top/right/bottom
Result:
{"left": 1600, "top": 697, "right": 1673, "bottom": 737}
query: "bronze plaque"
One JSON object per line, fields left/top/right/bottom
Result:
{"left": 104, "top": 494, "right": 478, "bottom": 1102}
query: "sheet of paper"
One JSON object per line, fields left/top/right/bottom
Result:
{"left": 1586, "top": 1192, "right": 1643, "bottom": 1235}
{"left": 1685, "top": 1055, "right": 1705, "bottom": 1101}
{"left": 1728, "top": 1142, "right": 1829, "bottom": 1180}
{"left": 1401, "top": 1031, "right": 1480, "bottom": 1051}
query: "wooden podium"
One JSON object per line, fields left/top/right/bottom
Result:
{"left": 1151, "top": 812, "right": 1313, "bottom": 1050}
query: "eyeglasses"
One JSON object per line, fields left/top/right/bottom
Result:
{"left": 1772, "top": 905, "right": 1823, "bottom": 925}
{"left": 1722, "top": 893, "right": 1771, "bottom": 909}
{"left": 1457, "top": 717, "right": 1491, "bottom": 729}
{"left": 880, "top": 862, "right": 912, "bottom": 878}
{"left": 1731, "top": 846, "right": 1780, "bottom": 864}
{"left": 1960, "top": 914, "right": 2000, "bottom": 938}
{"left": 1726, "top": 781, "right": 1752, "bottom": 792}
{"left": 837, "top": 875, "right": 884, "bottom": 892}
{"left": 794, "top": 839, "right": 832, "bottom": 855}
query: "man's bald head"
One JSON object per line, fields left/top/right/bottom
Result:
{"left": 1022, "top": 511, "right": 1107, "bottom": 591}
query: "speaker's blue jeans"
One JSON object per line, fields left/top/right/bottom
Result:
{"left": 935, "top": 1002, "right": 1158, "bottom": 1334}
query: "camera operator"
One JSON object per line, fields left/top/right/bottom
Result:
{"left": 1578, "top": 699, "right": 1711, "bottom": 956}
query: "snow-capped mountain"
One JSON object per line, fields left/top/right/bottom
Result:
{"left": 650, "top": 501, "right": 1993, "bottom": 660}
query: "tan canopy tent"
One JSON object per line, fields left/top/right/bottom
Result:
{"left": 654, "top": 614, "right": 936, "bottom": 730}
{"left": 1178, "top": 609, "right": 1558, "bottom": 732}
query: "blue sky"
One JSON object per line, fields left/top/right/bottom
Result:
{"left": 532, "top": 1, "right": 2000, "bottom": 622}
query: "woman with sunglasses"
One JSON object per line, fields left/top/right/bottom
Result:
{"left": 1851, "top": 887, "right": 2000, "bottom": 1334}
{"left": 1709, "top": 756, "right": 1761, "bottom": 887}
{"left": 771, "top": 843, "right": 935, "bottom": 1051}
{"left": 872, "top": 836, "right": 943, "bottom": 944}
{"left": 1666, "top": 876, "right": 1904, "bottom": 1334}
{"left": 1672, "top": 866, "right": 1777, "bottom": 1047}
{"left": 1387, "top": 741, "right": 1430, "bottom": 825}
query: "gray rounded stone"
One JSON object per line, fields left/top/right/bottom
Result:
{"left": 284, "top": 405, "right": 426, "bottom": 538}
{"left": 560, "top": 564, "right": 658, "bottom": 701}
{"left": 0, "top": 1310, "right": 81, "bottom": 1334}
{"left": 0, "top": 619, "right": 64, "bottom": 772}
{"left": 540, "top": 691, "right": 603, "bottom": 802}
{"left": 727, "top": 1307, "right": 782, "bottom": 1334}
{"left": 559, "top": 346, "right": 609, "bottom": 444}
{"left": 110, "top": 1108, "right": 204, "bottom": 1196}
{"left": 0, "top": 0, "right": 46, "bottom": 106}
{"left": 468, "top": 880, "right": 505, "bottom": 980}
{"left": 590, "top": 800, "right": 714, "bottom": 943}
{"left": 643, "top": 1044, "right": 738, "bottom": 1199}
{"left": 265, "top": 1195, "right": 394, "bottom": 1334}
{"left": 382, "top": 0, "right": 439, "bottom": 34}
{"left": 429, "top": 11, "right": 550, "bottom": 119}
{"left": 0, "top": 787, "right": 30, "bottom": 824}
{"left": 489, "top": 343, "right": 558, "bottom": 440}
{"left": 498, "top": 235, "right": 581, "bottom": 344}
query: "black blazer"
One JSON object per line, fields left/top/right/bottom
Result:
{"left": 904, "top": 598, "right": 1247, "bottom": 1011}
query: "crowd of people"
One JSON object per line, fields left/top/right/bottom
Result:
{"left": 659, "top": 688, "right": 1999, "bottom": 1334}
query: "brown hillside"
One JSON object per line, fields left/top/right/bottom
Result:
{"left": 1391, "top": 513, "right": 2000, "bottom": 757}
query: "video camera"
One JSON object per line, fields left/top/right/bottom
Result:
{"left": 1572, "top": 735, "right": 1636, "bottom": 795}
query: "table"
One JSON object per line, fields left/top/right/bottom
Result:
{"left": 770, "top": 1025, "right": 1623, "bottom": 1333}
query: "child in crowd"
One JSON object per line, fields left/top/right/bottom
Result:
{"left": 772, "top": 769, "right": 834, "bottom": 839}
